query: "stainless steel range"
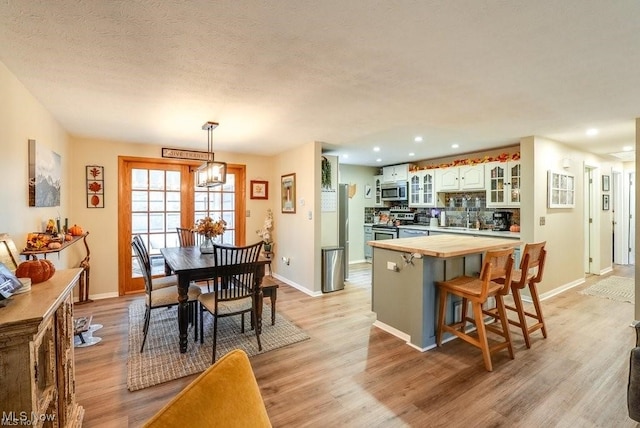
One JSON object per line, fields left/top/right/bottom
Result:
{"left": 372, "top": 211, "right": 415, "bottom": 240}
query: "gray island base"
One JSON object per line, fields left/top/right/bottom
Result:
{"left": 369, "top": 235, "right": 521, "bottom": 350}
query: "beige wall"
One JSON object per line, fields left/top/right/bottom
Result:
{"left": 320, "top": 154, "right": 339, "bottom": 247}
{"left": 527, "top": 136, "right": 622, "bottom": 296}
{"left": 0, "top": 61, "right": 81, "bottom": 274}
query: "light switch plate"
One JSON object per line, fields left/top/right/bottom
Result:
{"left": 540, "top": 216, "right": 546, "bottom": 226}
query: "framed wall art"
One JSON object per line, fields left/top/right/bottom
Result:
{"left": 250, "top": 180, "right": 268, "bottom": 200}
{"left": 281, "top": 173, "right": 296, "bottom": 213}
{"left": 28, "top": 139, "right": 61, "bottom": 207}
{"left": 86, "top": 165, "right": 104, "bottom": 208}
{"left": 602, "top": 194, "right": 610, "bottom": 211}
{"left": 547, "top": 170, "right": 575, "bottom": 208}
{"left": 602, "top": 175, "right": 610, "bottom": 192}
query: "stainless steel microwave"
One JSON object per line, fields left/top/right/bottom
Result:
{"left": 381, "top": 182, "right": 408, "bottom": 201}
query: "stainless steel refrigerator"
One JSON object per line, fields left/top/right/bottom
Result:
{"left": 339, "top": 183, "right": 349, "bottom": 280}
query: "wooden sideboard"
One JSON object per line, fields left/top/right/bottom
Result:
{"left": 0, "top": 269, "right": 84, "bottom": 427}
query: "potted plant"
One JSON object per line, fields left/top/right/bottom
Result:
{"left": 256, "top": 209, "right": 274, "bottom": 253}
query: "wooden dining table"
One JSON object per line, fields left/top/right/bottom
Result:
{"left": 160, "top": 246, "right": 271, "bottom": 353}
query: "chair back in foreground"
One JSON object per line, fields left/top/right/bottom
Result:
{"left": 144, "top": 349, "right": 271, "bottom": 427}
{"left": 198, "top": 241, "right": 264, "bottom": 363}
{"left": 436, "top": 247, "right": 515, "bottom": 371}
{"left": 131, "top": 235, "right": 201, "bottom": 352}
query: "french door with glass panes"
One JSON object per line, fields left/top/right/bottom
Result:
{"left": 118, "top": 157, "right": 245, "bottom": 295}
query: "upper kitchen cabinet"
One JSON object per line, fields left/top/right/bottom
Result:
{"left": 383, "top": 163, "right": 412, "bottom": 183}
{"left": 434, "top": 164, "right": 484, "bottom": 192}
{"left": 409, "top": 169, "right": 436, "bottom": 207}
{"left": 374, "top": 175, "right": 384, "bottom": 206}
{"left": 485, "top": 161, "right": 521, "bottom": 207}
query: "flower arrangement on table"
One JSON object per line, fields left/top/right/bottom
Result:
{"left": 256, "top": 209, "right": 274, "bottom": 252}
{"left": 194, "top": 216, "right": 227, "bottom": 238}
{"left": 194, "top": 216, "right": 226, "bottom": 253}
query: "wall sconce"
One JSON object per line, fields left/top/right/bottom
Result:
{"left": 197, "top": 121, "right": 227, "bottom": 187}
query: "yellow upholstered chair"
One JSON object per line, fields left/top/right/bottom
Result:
{"left": 144, "top": 349, "right": 271, "bottom": 428}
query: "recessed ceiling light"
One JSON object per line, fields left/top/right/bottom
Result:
{"left": 414, "top": 136, "right": 423, "bottom": 142}
{"left": 373, "top": 147, "right": 380, "bottom": 152}
{"left": 586, "top": 128, "right": 599, "bottom": 136}
{"left": 623, "top": 146, "right": 633, "bottom": 151}
{"left": 451, "top": 143, "right": 459, "bottom": 149}
{"left": 408, "top": 152, "right": 415, "bottom": 157}
{"left": 376, "top": 158, "right": 382, "bottom": 162}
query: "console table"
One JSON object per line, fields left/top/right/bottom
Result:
{"left": 0, "top": 268, "right": 84, "bottom": 427}
{"left": 20, "top": 232, "right": 92, "bottom": 304}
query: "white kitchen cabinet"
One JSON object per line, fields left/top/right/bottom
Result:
{"left": 459, "top": 164, "right": 485, "bottom": 190}
{"left": 374, "top": 175, "right": 383, "bottom": 206}
{"left": 364, "top": 225, "right": 373, "bottom": 261}
{"left": 435, "top": 167, "right": 460, "bottom": 191}
{"left": 435, "top": 164, "right": 485, "bottom": 192}
{"left": 383, "top": 163, "right": 411, "bottom": 182}
{"left": 409, "top": 170, "right": 436, "bottom": 207}
{"left": 485, "top": 161, "right": 521, "bottom": 207}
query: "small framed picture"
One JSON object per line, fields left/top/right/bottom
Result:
{"left": 602, "top": 175, "right": 610, "bottom": 192}
{"left": 281, "top": 173, "right": 296, "bottom": 213}
{"left": 602, "top": 194, "right": 610, "bottom": 211}
{"left": 250, "top": 180, "right": 268, "bottom": 200}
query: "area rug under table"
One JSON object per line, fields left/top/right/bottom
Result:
{"left": 127, "top": 300, "right": 309, "bottom": 391}
{"left": 579, "top": 275, "right": 634, "bottom": 303}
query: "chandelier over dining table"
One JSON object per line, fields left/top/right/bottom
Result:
{"left": 197, "top": 121, "right": 227, "bottom": 187}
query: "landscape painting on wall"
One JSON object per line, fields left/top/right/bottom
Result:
{"left": 28, "top": 139, "right": 61, "bottom": 207}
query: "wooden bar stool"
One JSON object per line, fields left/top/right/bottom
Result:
{"left": 436, "top": 247, "right": 515, "bottom": 372}
{"left": 494, "top": 241, "right": 547, "bottom": 348}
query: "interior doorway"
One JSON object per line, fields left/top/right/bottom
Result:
{"left": 583, "top": 166, "right": 597, "bottom": 274}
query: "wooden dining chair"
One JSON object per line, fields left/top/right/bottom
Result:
{"left": 132, "top": 235, "right": 202, "bottom": 352}
{"left": 176, "top": 227, "right": 200, "bottom": 247}
{"left": 198, "top": 241, "right": 264, "bottom": 363}
{"left": 176, "top": 227, "right": 213, "bottom": 292}
{"left": 436, "top": 247, "right": 515, "bottom": 372}
{"left": 492, "top": 241, "right": 548, "bottom": 348}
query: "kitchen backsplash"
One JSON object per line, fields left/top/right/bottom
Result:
{"left": 366, "top": 191, "right": 520, "bottom": 228}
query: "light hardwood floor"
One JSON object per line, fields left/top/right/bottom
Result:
{"left": 74, "top": 263, "right": 638, "bottom": 427}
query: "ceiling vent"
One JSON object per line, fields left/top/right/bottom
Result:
{"left": 608, "top": 151, "right": 636, "bottom": 162}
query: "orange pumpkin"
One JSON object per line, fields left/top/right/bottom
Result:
{"left": 65, "top": 234, "right": 73, "bottom": 241}
{"left": 68, "top": 224, "right": 84, "bottom": 236}
{"left": 510, "top": 225, "right": 521, "bottom": 232}
{"left": 16, "top": 259, "right": 56, "bottom": 284}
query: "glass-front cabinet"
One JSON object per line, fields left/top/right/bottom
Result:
{"left": 486, "top": 161, "right": 521, "bottom": 207}
{"left": 409, "top": 170, "right": 436, "bottom": 207}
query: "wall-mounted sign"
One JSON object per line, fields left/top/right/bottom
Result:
{"left": 161, "top": 148, "right": 213, "bottom": 161}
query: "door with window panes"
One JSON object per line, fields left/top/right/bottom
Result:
{"left": 119, "top": 157, "right": 245, "bottom": 295}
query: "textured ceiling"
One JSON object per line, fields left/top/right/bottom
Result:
{"left": 0, "top": 1, "right": 638, "bottom": 166}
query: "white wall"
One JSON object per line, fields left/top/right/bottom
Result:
{"left": 320, "top": 155, "right": 339, "bottom": 247}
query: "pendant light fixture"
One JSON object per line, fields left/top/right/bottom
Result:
{"left": 196, "top": 121, "right": 227, "bottom": 187}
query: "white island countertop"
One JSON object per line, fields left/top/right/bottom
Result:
{"left": 368, "top": 234, "right": 521, "bottom": 258}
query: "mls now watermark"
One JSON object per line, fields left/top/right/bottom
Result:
{"left": 1, "top": 412, "right": 56, "bottom": 426}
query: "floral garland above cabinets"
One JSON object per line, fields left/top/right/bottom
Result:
{"left": 412, "top": 152, "right": 521, "bottom": 171}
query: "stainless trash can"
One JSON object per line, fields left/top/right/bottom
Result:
{"left": 321, "top": 246, "right": 345, "bottom": 293}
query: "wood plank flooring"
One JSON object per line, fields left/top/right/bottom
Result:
{"left": 74, "top": 263, "right": 638, "bottom": 427}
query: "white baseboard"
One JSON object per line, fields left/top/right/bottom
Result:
{"left": 272, "top": 273, "right": 322, "bottom": 297}
{"left": 535, "top": 277, "right": 586, "bottom": 302}
{"left": 372, "top": 320, "right": 411, "bottom": 343}
{"left": 77, "top": 291, "right": 118, "bottom": 302}
{"left": 599, "top": 266, "right": 614, "bottom": 275}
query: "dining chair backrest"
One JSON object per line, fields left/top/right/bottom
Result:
{"left": 176, "top": 227, "right": 200, "bottom": 247}
{"left": 212, "top": 241, "right": 263, "bottom": 301}
{"left": 131, "top": 235, "right": 153, "bottom": 295}
{"left": 478, "top": 247, "right": 514, "bottom": 300}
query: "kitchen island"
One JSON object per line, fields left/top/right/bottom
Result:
{"left": 368, "top": 234, "right": 521, "bottom": 350}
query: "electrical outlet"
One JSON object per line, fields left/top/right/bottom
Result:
{"left": 387, "top": 261, "right": 397, "bottom": 271}
{"left": 540, "top": 216, "right": 546, "bottom": 226}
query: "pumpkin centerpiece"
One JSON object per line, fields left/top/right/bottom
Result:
{"left": 68, "top": 224, "right": 84, "bottom": 236}
{"left": 16, "top": 258, "right": 56, "bottom": 284}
